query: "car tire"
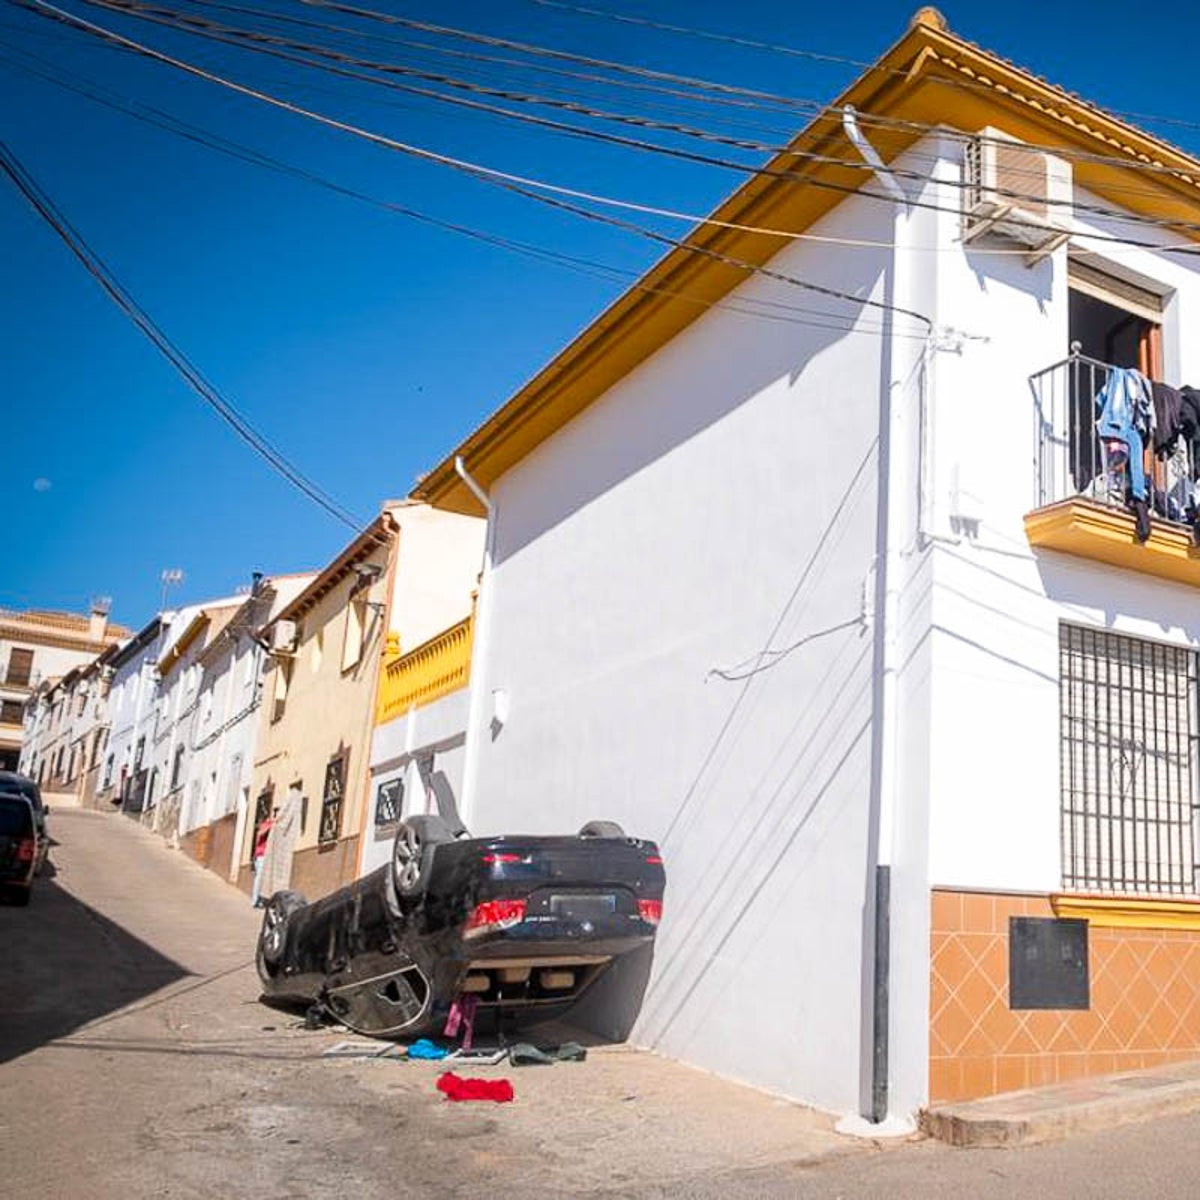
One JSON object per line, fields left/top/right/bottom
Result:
{"left": 579, "top": 820, "right": 626, "bottom": 839}
{"left": 256, "top": 889, "right": 307, "bottom": 982}
{"left": 388, "top": 815, "right": 453, "bottom": 907}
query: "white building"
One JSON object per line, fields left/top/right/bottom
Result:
{"left": 146, "top": 598, "right": 242, "bottom": 842}
{"left": 101, "top": 614, "right": 173, "bottom": 813}
{"left": 183, "top": 572, "right": 315, "bottom": 883}
{"left": 412, "top": 11, "right": 1200, "bottom": 1122}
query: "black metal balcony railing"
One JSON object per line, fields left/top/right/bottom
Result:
{"left": 1029, "top": 350, "right": 1195, "bottom": 525}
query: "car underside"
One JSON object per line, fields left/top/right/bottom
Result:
{"left": 256, "top": 816, "right": 666, "bottom": 1040}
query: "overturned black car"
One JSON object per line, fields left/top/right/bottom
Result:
{"left": 255, "top": 815, "right": 665, "bottom": 1039}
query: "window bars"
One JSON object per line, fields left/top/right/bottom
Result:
{"left": 319, "top": 756, "right": 345, "bottom": 845}
{"left": 1060, "top": 624, "right": 1200, "bottom": 894}
{"left": 375, "top": 777, "right": 403, "bottom": 828}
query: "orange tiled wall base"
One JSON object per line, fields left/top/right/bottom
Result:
{"left": 930, "top": 889, "right": 1200, "bottom": 1103}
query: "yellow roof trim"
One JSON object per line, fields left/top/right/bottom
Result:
{"left": 411, "top": 13, "right": 1200, "bottom": 516}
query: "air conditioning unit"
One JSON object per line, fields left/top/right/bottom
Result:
{"left": 963, "top": 128, "right": 1072, "bottom": 261}
{"left": 269, "top": 619, "right": 297, "bottom": 655}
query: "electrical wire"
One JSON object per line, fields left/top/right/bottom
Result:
{"left": 13, "top": 0, "right": 941, "bottom": 330}
{"left": 37, "top": 0, "right": 1200, "bottom": 213}
{"left": 60, "top": 0, "right": 1200, "bottom": 242}
{"left": 0, "top": 137, "right": 365, "bottom": 529}
{"left": 0, "top": 44, "right": 922, "bottom": 338}
{"left": 521, "top": 0, "right": 1200, "bottom": 140}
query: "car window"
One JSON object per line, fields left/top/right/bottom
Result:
{"left": 0, "top": 798, "right": 33, "bottom": 836}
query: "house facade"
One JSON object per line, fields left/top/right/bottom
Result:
{"left": 100, "top": 615, "right": 171, "bottom": 814}
{"left": 412, "top": 11, "right": 1200, "bottom": 1121}
{"left": 144, "top": 599, "right": 242, "bottom": 843}
{"left": 182, "top": 573, "right": 316, "bottom": 885}
{"left": 21, "top": 643, "right": 121, "bottom": 806}
{"left": 365, "top": 611, "right": 474, "bottom": 875}
{"left": 244, "top": 503, "right": 483, "bottom": 901}
{"left": 3, "top": 600, "right": 127, "bottom": 774}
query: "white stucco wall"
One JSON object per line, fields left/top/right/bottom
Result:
{"left": 390, "top": 506, "right": 485, "bottom": 654}
{"left": 920, "top": 145, "right": 1200, "bottom": 896}
{"left": 457, "top": 171, "right": 928, "bottom": 1115}
{"left": 364, "top": 687, "right": 469, "bottom": 875}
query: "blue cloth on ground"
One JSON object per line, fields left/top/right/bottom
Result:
{"left": 408, "top": 1038, "right": 449, "bottom": 1060}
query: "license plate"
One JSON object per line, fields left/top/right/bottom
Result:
{"left": 549, "top": 893, "right": 617, "bottom": 920}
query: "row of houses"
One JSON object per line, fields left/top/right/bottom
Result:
{"left": 16, "top": 9, "right": 1200, "bottom": 1128}
{"left": 20, "top": 501, "right": 484, "bottom": 899}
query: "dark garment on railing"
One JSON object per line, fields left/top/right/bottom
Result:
{"left": 1151, "top": 381, "right": 1185, "bottom": 456}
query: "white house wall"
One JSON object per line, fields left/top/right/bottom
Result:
{"left": 390, "top": 507, "right": 485, "bottom": 653}
{"left": 365, "top": 687, "right": 470, "bottom": 875}
{"left": 921, "top": 141, "right": 1200, "bottom": 895}
{"left": 459, "top": 171, "right": 927, "bottom": 1114}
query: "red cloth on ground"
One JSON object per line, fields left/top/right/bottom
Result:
{"left": 436, "top": 1072, "right": 514, "bottom": 1103}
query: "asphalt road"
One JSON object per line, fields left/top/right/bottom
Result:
{"left": 6, "top": 808, "right": 1200, "bottom": 1199}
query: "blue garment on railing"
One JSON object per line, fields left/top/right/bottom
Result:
{"left": 1095, "top": 367, "right": 1154, "bottom": 501}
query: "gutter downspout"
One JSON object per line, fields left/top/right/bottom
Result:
{"left": 842, "top": 104, "right": 911, "bottom": 1133}
{"left": 455, "top": 456, "right": 495, "bottom": 830}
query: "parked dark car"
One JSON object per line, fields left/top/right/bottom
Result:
{"left": 0, "top": 794, "right": 39, "bottom": 905}
{"left": 256, "top": 816, "right": 665, "bottom": 1039}
{"left": 0, "top": 771, "right": 48, "bottom": 875}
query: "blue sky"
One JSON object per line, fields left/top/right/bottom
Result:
{"left": 4, "top": 0, "right": 1200, "bottom": 628}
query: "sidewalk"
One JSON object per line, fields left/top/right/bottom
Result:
{"left": 923, "top": 1057, "right": 1200, "bottom": 1146}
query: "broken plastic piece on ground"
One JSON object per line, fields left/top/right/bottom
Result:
{"left": 322, "top": 1040, "right": 407, "bottom": 1060}
{"left": 445, "top": 1047, "right": 508, "bottom": 1066}
{"left": 507, "top": 1041, "right": 588, "bottom": 1066}
{"left": 407, "top": 1037, "right": 450, "bottom": 1060}
{"left": 436, "top": 1071, "right": 515, "bottom": 1103}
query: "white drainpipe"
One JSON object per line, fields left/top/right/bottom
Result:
{"left": 454, "top": 455, "right": 495, "bottom": 830}
{"left": 842, "top": 104, "right": 914, "bottom": 1132}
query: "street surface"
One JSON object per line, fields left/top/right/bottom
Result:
{"left": 5, "top": 808, "right": 1200, "bottom": 1198}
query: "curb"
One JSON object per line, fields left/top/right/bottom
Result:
{"left": 922, "top": 1062, "right": 1200, "bottom": 1147}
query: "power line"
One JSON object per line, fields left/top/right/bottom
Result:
{"left": 66, "top": 0, "right": 1200, "bottom": 241}
{"left": 0, "top": 137, "right": 365, "bottom": 529}
{"left": 14, "top": 0, "right": 941, "bottom": 330}
{"left": 0, "top": 44, "right": 924, "bottom": 339}
{"left": 91, "top": 0, "right": 1200, "bottom": 193}
{"left": 521, "top": 0, "right": 1200, "bottom": 141}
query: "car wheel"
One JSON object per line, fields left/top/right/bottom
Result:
{"left": 256, "top": 889, "right": 307, "bottom": 981}
{"left": 579, "top": 820, "right": 626, "bottom": 839}
{"left": 389, "top": 814, "right": 453, "bottom": 904}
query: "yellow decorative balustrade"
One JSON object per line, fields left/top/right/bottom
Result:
{"left": 376, "top": 614, "right": 473, "bottom": 725}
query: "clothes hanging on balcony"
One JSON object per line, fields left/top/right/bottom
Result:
{"left": 1095, "top": 367, "right": 1154, "bottom": 504}
{"left": 1150, "top": 381, "right": 1184, "bottom": 455}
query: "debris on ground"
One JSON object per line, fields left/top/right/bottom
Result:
{"left": 436, "top": 1072, "right": 515, "bottom": 1103}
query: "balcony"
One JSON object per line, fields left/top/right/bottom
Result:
{"left": 376, "top": 615, "right": 473, "bottom": 725}
{"left": 1025, "top": 352, "right": 1200, "bottom": 586}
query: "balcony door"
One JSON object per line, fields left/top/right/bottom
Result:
{"left": 1066, "top": 263, "right": 1164, "bottom": 494}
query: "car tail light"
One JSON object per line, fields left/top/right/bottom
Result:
{"left": 638, "top": 898, "right": 663, "bottom": 925}
{"left": 15, "top": 838, "right": 35, "bottom": 865}
{"left": 480, "top": 853, "right": 522, "bottom": 865}
{"left": 645, "top": 855, "right": 663, "bottom": 865}
{"left": 464, "top": 898, "right": 527, "bottom": 937}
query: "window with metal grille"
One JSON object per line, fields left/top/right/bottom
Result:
{"left": 0, "top": 699, "right": 23, "bottom": 725}
{"left": 375, "top": 777, "right": 403, "bottom": 828}
{"left": 1060, "top": 624, "right": 1200, "bottom": 894}
{"left": 319, "top": 756, "right": 345, "bottom": 844}
{"left": 6, "top": 647, "right": 33, "bottom": 686}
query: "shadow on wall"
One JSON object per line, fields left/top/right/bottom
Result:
{"left": 495, "top": 248, "right": 894, "bottom": 561}
{"left": 565, "top": 943, "right": 656, "bottom": 1044}
{"left": 1033, "top": 547, "right": 1199, "bottom": 635}
{"left": 0, "top": 879, "right": 190, "bottom": 1065}
{"left": 964, "top": 240, "right": 1055, "bottom": 312}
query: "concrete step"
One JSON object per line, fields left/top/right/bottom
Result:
{"left": 923, "top": 1058, "right": 1200, "bottom": 1146}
